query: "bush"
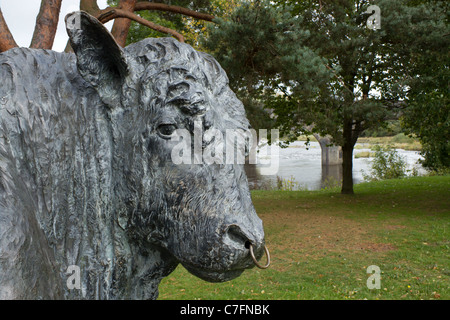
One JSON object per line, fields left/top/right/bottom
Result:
{"left": 391, "top": 133, "right": 416, "bottom": 144}
{"left": 362, "top": 145, "right": 408, "bottom": 181}
{"left": 321, "top": 175, "right": 342, "bottom": 190}
{"left": 276, "top": 175, "right": 307, "bottom": 191}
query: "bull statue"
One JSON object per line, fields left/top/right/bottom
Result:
{"left": 0, "top": 11, "right": 268, "bottom": 300}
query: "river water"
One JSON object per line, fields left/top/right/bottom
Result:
{"left": 244, "top": 140, "right": 425, "bottom": 190}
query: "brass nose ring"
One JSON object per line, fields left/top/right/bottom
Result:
{"left": 249, "top": 243, "right": 270, "bottom": 269}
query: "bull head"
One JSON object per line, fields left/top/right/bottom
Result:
{"left": 65, "top": 11, "right": 268, "bottom": 289}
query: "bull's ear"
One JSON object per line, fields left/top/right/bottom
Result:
{"left": 65, "top": 11, "right": 128, "bottom": 107}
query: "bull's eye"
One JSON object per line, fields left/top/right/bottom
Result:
{"left": 157, "top": 123, "right": 177, "bottom": 138}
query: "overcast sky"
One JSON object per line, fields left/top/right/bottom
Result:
{"left": 1, "top": 0, "right": 112, "bottom": 52}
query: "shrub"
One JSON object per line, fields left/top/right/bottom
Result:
{"left": 276, "top": 175, "right": 306, "bottom": 191}
{"left": 362, "top": 145, "right": 408, "bottom": 181}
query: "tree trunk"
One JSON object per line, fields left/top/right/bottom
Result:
{"left": 134, "top": 2, "right": 214, "bottom": 21}
{"left": 341, "top": 143, "right": 354, "bottom": 194}
{"left": 0, "top": 7, "right": 18, "bottom": 52}
{"left": 30, "top": 0, "right": 62, "bottom": 49}
{"left": 110, "top": 0, "right": 136, "bottom": 47}
{"left": 341, "top": 119, "right": 355, "bottom": 194}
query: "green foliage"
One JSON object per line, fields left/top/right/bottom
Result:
{"left": 126, "top": 10, "right": 179, "bottom": 45}
{"left": 361, "top": 120, "right": 403, "bottom": 137}
{"left": 397, "top": 0, "right": 449, "bottom": 172}
{"left": 238, "top": 93, "right": 276, "bottom": 132}
{"left": 276, "top": 175, "right": 307, "bottom": 191}
{"left": 402, "top": 90, "right": 450, "bottom": 172}
{"left": 391, "top": 133, "right": 417, "bottom": 145}
{"left": 203, "top": 0, "right": 448, "bottom": 193}
{"left": 203, "top": 1, "right": 329, "bottom": 89}
{"left": 320, "top": 175, "right": 342, "bottom": 190}
{"left": 267, "top": 0, "right": 449, "bottom": 146}
{"left": 363, "top": 145, "right": 409, "bottom": 181}
{"left": 203, "top": 0, "right": 331, "bottom": 141}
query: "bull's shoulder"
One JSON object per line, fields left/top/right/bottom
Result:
{"left": 0, "top": 48, "right": 96, "bottom": 217}
{"left": 0, "top": 47, "right": 74, "bottom": 82}
{"left": 0, "top": 49, "right": 74, "bottom": 161}
{"left": 0, "top": 47, "right": 85, "bottom": 110}
{"left": 0, "top": 48, "right": 92, "bottom": 141}
{"left": 0, "top": 47, "right": 75, "bottom": 74}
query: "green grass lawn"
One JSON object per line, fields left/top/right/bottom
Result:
{"left": 158, "top": 175, "right": 450, "bottom": 300}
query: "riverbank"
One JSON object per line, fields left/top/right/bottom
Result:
{"left": 298, "top": 133, "right": 422, "bottom": 152}
{"left": 159, "top": 175, "right": 450, "bottom": 300}
{"left": 246, "top": 137, "right": 424, "bottom": 191}
{"left": 357, "top": 134, "right": 422, "bottom": 151}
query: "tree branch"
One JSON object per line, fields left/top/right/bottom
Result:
{"left": 66, "top": 0, "right": 214, "bottom": 51}
{"left": 80, "top": 0, "right": 100, "bottom": 16}
{"left": 134, "top": 2, "right": 215, "bottom": 22}
{"left": 30, "top": 0, "right": 62, "bottom": 49}
{"left": 0, "top": 7, "right": 18, "bottom": 52}
{"left": 325, "top": 64, "right": 354, "bottom": 95}
{"left": 97, "top": 8, "right": 185, "bottom": 43}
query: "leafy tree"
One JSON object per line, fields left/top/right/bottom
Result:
{"left": 362, "top": 145, "right": 408, "bottom": 181}
{"left": 203, "top": 0, "right": 449, "bottom": 194}
{"left": 203, "top": 1, "right": 329, "bottom": 134}
{"left": 399, "top": 1, "right": 449, "bottom": 172}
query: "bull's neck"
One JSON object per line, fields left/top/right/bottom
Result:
{"left": 60, "top": 106, "right": 179, "bottom": 300}
{"left": 41, "top": 93, "right": 175, "bottom": 299}
{"left": 110, "top": 243, "right": 178, "bottom": 300}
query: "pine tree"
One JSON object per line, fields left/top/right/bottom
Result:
{"left": 204, "top": 0, "right": 449, "bottom": 194}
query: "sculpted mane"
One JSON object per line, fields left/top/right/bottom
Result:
{"left": 124, "top": 38, "right": 249, "bottom": 131}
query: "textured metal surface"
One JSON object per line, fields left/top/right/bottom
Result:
{"left": 0, "top": 11, "right": 265, "bottom": 300}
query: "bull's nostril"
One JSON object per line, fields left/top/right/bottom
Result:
{"left": 226, "top": 225, "right": 252, "bottom": 249}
